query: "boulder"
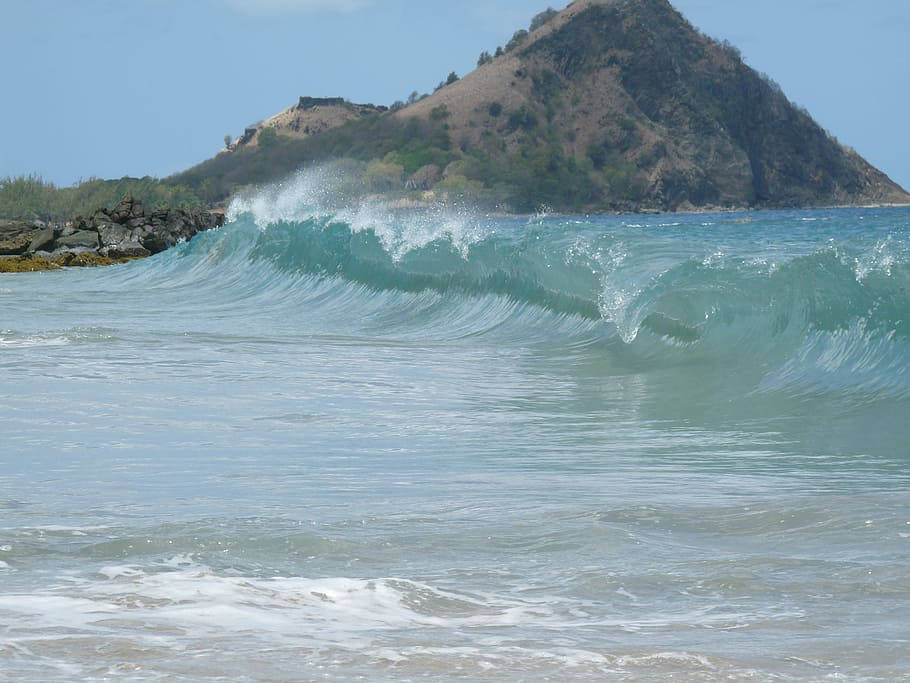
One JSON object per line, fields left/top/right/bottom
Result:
{"left": 100, "top": 242, "right": 150, "bottom": 259}
{"left": 0, "top": 220, "right": 39, "bottom": 255}
{"left": 141, "top": 230, "right": 177, "bottom": 254}
{"left": 96, "top": 222, "right": 131, "bottom": 247}
{"left": 90, "top": 209, "right": 112, "bottom": 227}
{"left": 28, "top": 226, "right": 57, "bottom": 253}
{"left": 55, "top": 230, "right": 100, "bottom": 250}
{"left": 110, "top": 196, "right": 144, "bottom": 223}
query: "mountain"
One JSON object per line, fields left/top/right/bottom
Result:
{"left": 170, "top": 0, "right": 909, "bottom": 212}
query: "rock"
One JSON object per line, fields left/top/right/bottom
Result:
{"left": 100, "top": 242, "right": 150, "bottom": 259}
{"left": 0, "top": 220, "right": 39, "bottom": 255}
{"left": 55, "top": 230, "right": 100, "bottom": 251}
{"left": 140, "top": 230, "right": 176, "bottom": 255}
{"left": 2, "top": 201, "right": 225, "bottom": 271}
{"left": 28, "top": 226, "right": 56, "bottom": 253}
{"left": 96, "top": 223, "right": 131, "bottom": 247}
{"left": 90, "top": 209, "right": 112, "bottom": 227}
{"left": 110, "top": 196, "right": 145, "bottom": 223}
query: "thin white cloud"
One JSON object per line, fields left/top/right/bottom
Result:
{"left": 223, "top": 0, "right": 371, "bottom": 15}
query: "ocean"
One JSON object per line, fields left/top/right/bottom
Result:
{"left": 2, "top": 177, "right": 909, "bottom": 680}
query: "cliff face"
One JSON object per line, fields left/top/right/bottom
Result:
{"left": 401, "top": 0, "right": 907, "bottom": 209}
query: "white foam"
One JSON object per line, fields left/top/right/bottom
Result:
{"left": 0, "top": 560, "right": 560, "bottom": 652}
{"left": 0, "top": 335, "right": 70, "bottom": 348}
{"left": 226, "top": 164, "right": 492, "bottom": 261}
{"left": 854, "top": 236, "right": 897, "bottom": 281}
{"left": 30, "top": 525, "right": 110, "bottom": 533}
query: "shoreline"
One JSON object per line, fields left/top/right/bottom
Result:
{"left": 0, "top": 197, "right": 224, "bottom": 274}
{"left": 3, "top": 200, "right": 908, "bottom": 274}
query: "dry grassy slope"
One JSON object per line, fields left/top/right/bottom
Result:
{"left": 233, "top": 98, "right": 385, "bottom": 149}
{"left": 397, "top": 0, "right": 909, "bottom": 208}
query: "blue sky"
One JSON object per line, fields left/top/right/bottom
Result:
{"left": 1, "top": 0, "right": 907, "bottom": 190}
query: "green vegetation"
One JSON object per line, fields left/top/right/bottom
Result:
{"left": 168, "top": 92, "right": 654, "bottom": 213}
{"left": 434, "top": 71, "right": 460, "bottom": 92}
{"left": 505, "top": 30, "right": 529, "bottom": 53}
{"left": 0, "top": 175, "right": 203, "bottom": 221}
{"left": 9, "top": 2, "right": 876, "bottom": 220}
{"left": 257, "top": 127, "right": 280, "bottom": 149}
{"left": 529, "top": 7, "right": 558, "bottom": 32}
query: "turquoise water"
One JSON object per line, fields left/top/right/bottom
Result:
{"left": 2, "top": 183, "right": 909, "bottom": 680}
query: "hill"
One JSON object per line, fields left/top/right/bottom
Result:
{"left": 169, "top": 0, "right": 909, "bottom": 213}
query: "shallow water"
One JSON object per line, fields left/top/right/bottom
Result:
{"left": 2, "top": 186, "right": 909, "bottom": 680}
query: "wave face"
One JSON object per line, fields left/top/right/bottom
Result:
{"left": 153, "top": 174, "right": 910, "bottom": 406}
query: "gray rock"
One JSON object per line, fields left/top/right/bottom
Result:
{"left": 0, "top": 220, "right": 38, "bottom": 255}
{"left": 28, "top": 226, "right": 56, "bottom": 253}
{"left": 90, "top": 209, "right": 112, "bottom": 226}
{"left": 140, "top": 230, "right": 176, "bottom": 255}
{"left": 101, "top": 242, "right": 150, "bottom": 259}
{"left": 55, "top": 230, "right": 100, "bottom": 250}
{"left": 97, "top": 223, "right": 131, "bottom": 247}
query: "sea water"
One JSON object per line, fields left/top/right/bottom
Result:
{"left": 1, "top": 180, "right": 909, "bottom": 680}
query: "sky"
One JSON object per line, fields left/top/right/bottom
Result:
{"left": 0, "top": 0, "right": 907, "bottom": 190}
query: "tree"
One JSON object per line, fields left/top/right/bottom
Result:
{"left": 365, "top": 159, "right": 404, "bottom": 193}
{"left": 495, "top": 46, "right": 504, "bottom": 57}
{"left": 223, "top": 134, "right": 232, "bottom": 148}
{"left": 529, "top": 7, "right": 558, "bottom": 32}
{"left": 446, "top": 71, "right": 459, "bottom": 85}
{"left": 477, "top": 50, "right": 493, "bottom": 67}
{"left": 407, "top": 91, "right": 419, "bottom": 105}
{"left": 506, "top": 30, "right": 529, "bottom": 52}
{"left": 257, "top": 127, "right": 278, "bottom": 149}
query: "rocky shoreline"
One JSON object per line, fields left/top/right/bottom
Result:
{"left": 0, "top": 197, "right": 225, "bottom": 272}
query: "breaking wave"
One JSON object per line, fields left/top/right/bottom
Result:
{"left": 78, "top": 169, "right": 910, "bottom": 401}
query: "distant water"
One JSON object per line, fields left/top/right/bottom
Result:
{"left": 2, "top": 179, "right": 909, "bottom": 680}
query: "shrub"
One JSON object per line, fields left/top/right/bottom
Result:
{"left": 488, "top": 102, "right": 503, "bottom": 118}
{"left": 529, "top": 7, "right": 558, "bottom": 32}
{"left": 257, "top": 127, "right": 278, "bottom": 149}
{"left": 365, "top": 160, "right": 404, "bottom": 193}
{"left": 507, "top": 107, "right": 537, "bottom": 131}
{"left": 506, "top": 30, "right": 529, "bottom": 52}
{"left": 430, "top": 105, "right": 451, "bottom": 121}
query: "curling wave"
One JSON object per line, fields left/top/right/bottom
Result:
{"left": 100, "top": 172, "right": 910, "bottom": 401}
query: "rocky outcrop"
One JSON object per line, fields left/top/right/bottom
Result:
{"left": 0, "top": 197, "right": 225, "bottom": 271}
